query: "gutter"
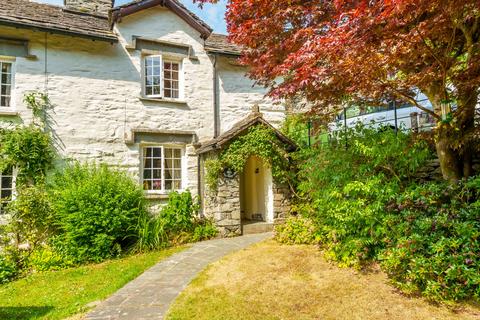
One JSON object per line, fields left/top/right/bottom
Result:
{"left": 213, "top": 53, "right": 220, "bottom": 138}
{"left": 0, "top": 20, "right": 118, "bottom": 43}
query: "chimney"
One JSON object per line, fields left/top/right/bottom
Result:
{"left": 64, "top": 0, "right": 114, "bottom": 16}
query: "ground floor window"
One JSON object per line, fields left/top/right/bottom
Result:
{"left": 142, "top": 146, "right": 184, "bottom": 193}
{"left": 0, "top": 169, "right": 14, "bottom": 215}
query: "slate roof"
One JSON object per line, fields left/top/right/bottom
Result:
{"left": 0, "top": 0, "right": 117, "bottom": 42}
{"left": 196, "top": 110, "right": 297, "bottom": 154}
{"left": 205, "top": 33, "right": 242, "bottom": 56}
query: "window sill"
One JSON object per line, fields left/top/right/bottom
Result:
{"left": 0, "top": 110, "right": 19, "bottom": 116}
{"left": 145, "top": 193, "right": 170, "bottom": 200}
{"left": 139, "top": 97, "right": 188, "bottom": 105}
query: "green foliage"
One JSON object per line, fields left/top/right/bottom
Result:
{"left": 49, "top": 163, "right": 148, "bottom": 263}
{"left": 27, "top": 247, "right": 73, "bottom": 272}
{"left": 275, "top": 215, "right": 318, "bottom": 245}
{"left": 6, "top": 185, "right": 56, "bottom": 252}
{"left": 159, "top": 190, "right": 200, "bottom": 234}
{"left": 191, "top": 218, "right": 218, "bottom": 242}
{"left": 297, "top": 125, "right": 432, "bottom": 267}
{"left": 134, "top": 214, "right": 169, "bottom": 252}
{"left": 381, "top": 177, "right": 480, "bottom": 302}
{"left": 0, "top": 254, "right": 17, "bottom": 284}
{"left": 135, "top": 191, "right": 217, "bottom": 252}
{"left": 205, "top": 125, "right": 292, "bottom": 190}
{"left": 281, "top": 114, "right": 311, "bottom": 148}
{"left": 0, "top": 125, "right": 55, "bottom": 185}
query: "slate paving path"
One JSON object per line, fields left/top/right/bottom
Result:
{"left": 86, "top": 232, "right": 272, "bottom": 320}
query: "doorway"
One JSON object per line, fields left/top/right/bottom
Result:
{"left": 240, "top": 156, "right": 273, "bottom": 224}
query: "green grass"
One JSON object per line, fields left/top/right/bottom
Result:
{"left": 0, "top": 247, "right": 184, "bottom": 320}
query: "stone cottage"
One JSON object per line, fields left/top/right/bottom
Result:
{"left": 0, "top": 0, "right": 293, "bottom": 234}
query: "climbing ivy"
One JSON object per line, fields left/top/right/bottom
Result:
{"left": 0, "top": 92, "right": 55, "bottom": 185}
{"left": 205, "top": 125, "right": 293, "bottom": 191}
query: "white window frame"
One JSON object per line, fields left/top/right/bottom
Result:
{"left": 0, "top": 58, "right": 15, "bottom": 109}
{"left": 141, "top": 144, "right": 186, "bottom": 194}
{"left": 0, "top": 168, "right": 16, "bottom": 215}
{"left": 142, "top": 55, "right": 183, "bottom": 100}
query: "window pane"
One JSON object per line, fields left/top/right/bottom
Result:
{"left": 153, "top": 147, "right": 162, "bottom": 158}
{"left": 173, "top": 180, "right": 181, "bottom": 190}
{"left": 1, "top": 189, "right": 11, "bottom": 199}
{"left": 145, "top": 86, "right": 153, "bottom": 96}
{"left": 144, "top": 157, "right": 152, "bottom": 169}
{"left": 174, "top": 170, "right": 181, "bottom": 179}
{"left": 165, "top": 148, "right": 172, "bottom": 158}
{"left": 143, "top": 180, "right": 151, "bottom": 190}
{"left": 164, "top": 80, "right": 171, "bottom": 89}
{"left": 2, "top": 85, "right": 10, "bottom": 96}
{"left": 171, "top": 90, "right": 179, "bottom": 99}
{"left": 164, "top": 168, "right": 173, "bottom": 180}
{"left": 165, "top": 180, "right": 172, "bottom": 190}
{"left": 145, "top": 147, "right": 152, "bottom": 157}
{"left": 164, "top": 89, "right": 171, "bottom": 98}
{"left": 153, "top": 67, "right": 161, "bottom": 75}
{"left": 152, "top": 58, "right": 161, "bottom": 66}
{"left": 153, "top": 86, "right": 160, "bottom": 95}
{"left": 153, "top": 158, "right": 162, "bottom": 169}
{"left": 1, "top": 176, "right": 12, "bottom": 189}
{"left": 152, "top": 180, "right": 162, "bottom": 190}
{"left": 172, "top": 63, "right": 179, "bottom": 71}
{"left": 1, "top": 63, "right": 11, "bottom": 73}
{"left": 153, "top": 169, "right": 162, "bottom": 179}
{"left": 164, "top": 62, "right": 171, "bottom": 69}
{"left": 174, "top": 149, "right": 181, "bottom": 158}
{"left": 1, "top": 73, "right": 11, "bottom": 85}
{"left": 143, "top": 170, "right": 151, "bottom": 179}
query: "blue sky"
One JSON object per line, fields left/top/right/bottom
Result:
{"left": 33, "top": 0, "right": 228, "bottom": 34}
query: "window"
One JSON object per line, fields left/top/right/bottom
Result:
{"left": 142, "top": 146, "right": 183, "bottom": 193}
{"left": 0, "top": 169, "right": 14, "bottom": 215}
{"left": 0, "top": 61, "right": 13, "bottom": 108}
{"left": 144, "top": 56, "right": 181, "bottom": 99}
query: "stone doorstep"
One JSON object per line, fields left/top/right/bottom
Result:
{"left": 242, "top": 222, "right": 274, "bottom": 235}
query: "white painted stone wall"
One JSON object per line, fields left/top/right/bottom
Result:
{"left": 0, "top": 6, "right": 286, "bottom": 205}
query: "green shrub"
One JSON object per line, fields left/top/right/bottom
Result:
{"left": 275, "top": 215, "right": 318, "bottom": 245}
{"left": 134, "top": 214, "right": 169, "bottom": 252}
{"left": 381, "top": 177, "right": 480, "bottom": 301}
{"left": 49, "top": 163, "right": 148, "bottom": 263}
{"left": 191, "top": 218, "right": 218, "bottom": 242}
{"left": 6, "top": 185, "right": 55, "bottom": 253}
{"left": 297, "top": 125, "right": 432, "bottom": 267}
{"left": 27, "top": 247, "right": 73, "bottom": 272}
{"left": 0, "top": 254, "right": 17, "bottom": 284}
{"left": 0, "top": 125, "right": 55, "bottom": 185}
{"left": 159, "top": 190, "right": 200, "bottom": 234}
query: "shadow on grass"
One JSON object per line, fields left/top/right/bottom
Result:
{"left": 0, "top": 306, "right": 54, "bottom": 320}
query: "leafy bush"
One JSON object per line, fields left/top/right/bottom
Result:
{"left": 0, "top": 254, "right": 17, "bottom": 284}
{"left": 6, "top": 185, "right": 56, "bottom": 252}
{"left": 297, "top": 125, "right": 432, "bottom": 267}
{"left": 49, "top": 163, "right": 148, "bottom": 263}
{"left": 381, "top": 177, "right": 480, "bottom": 301}
{"left": 275, "top": 215, "right": 318, "bottom": 245}
{"left": 0, "top": 125, "right": 55, "bottom": 185}
{"left": 134, "top": 214, "right": 169, "bottom": 252}
{"left": 191, "top": 218, "right": 218, "bottom": 242}
{"left": 27, "top": 247, "right": 73, "bottom": 272}
{"left": 135, "top": 191, "right": 217, "bottom": 251}
{"left": 159, "top": 190, "right": 200, "bottom": 234}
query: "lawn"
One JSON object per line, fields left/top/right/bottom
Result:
{"left": 167, "top": 241, "right": 480, "bottom": 320}
{"left": 0, "top": 247, "right": 184, "bottom": 320}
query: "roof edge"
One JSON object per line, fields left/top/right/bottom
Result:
{"left": 0, "top": 19, "right": 118, "bottom": 43}
{"left": 111, "top": 0, "right": 212, "bottom": 39}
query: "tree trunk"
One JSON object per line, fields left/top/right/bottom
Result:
{"left": 456, "top": 87, "right": 478, "bottom": 179}
{"left": 435, "top": 133, "right": 462, "bottom": 182}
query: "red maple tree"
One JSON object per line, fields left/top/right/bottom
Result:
{"left": 197, "top": 0, "right": 480, "bottom": 181}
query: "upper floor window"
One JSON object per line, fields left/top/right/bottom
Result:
{"left": 142, "top": 146, "right": 184, "bottom": 193}
{"left": 0, "top": 169, "right": 14, "bottom": 215}
{"left": 144, "top": 56, "right": 182, "bottom": 100}
{"left": 0, "top": 61, "right": 13, "bottom": 108}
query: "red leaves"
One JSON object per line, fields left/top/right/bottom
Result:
{"left": 194, "top": 0, "right": 480, "bottom": 119}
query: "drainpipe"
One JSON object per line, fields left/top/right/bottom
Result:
{"left": 213, "top": 54, "right": 220, "bottom": 138}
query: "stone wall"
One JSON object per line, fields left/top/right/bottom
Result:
{"left": 272, "top": 183, "right": 292, "bottom": 224}
{"left": 204, "top": 174, "right": 242, "bottom": 237}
